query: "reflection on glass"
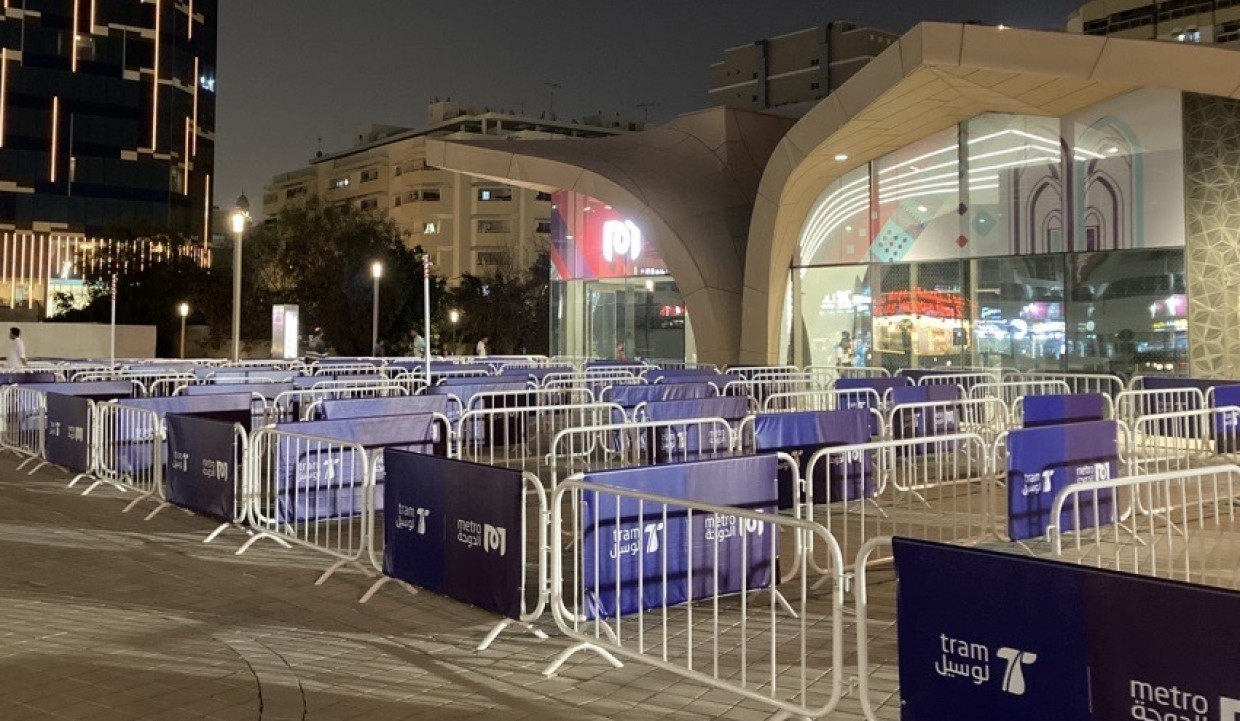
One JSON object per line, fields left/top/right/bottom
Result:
{"left": 874, "top": 127, "right": 960, "bottom": 263}
{"left": 799, "top": 265, "right": 872, "bottom": 367}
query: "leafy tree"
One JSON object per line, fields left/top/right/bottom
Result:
{"left": 50, "top": 232, "right": 227, "bottom": 358}
{"left": 244, "top": 198, "right": 446, "bottom": 356}
{"left": 446, "top": 252, "right": 550, "bottom": 355}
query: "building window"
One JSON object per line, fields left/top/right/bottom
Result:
{"left": 394, "top": 166, "right": 402, "bottom": 177}
{"left": 477, "top": 251, "right": 511, "bottom": 267}
{"left": 811, "top": 82, "right": 821, "bottom": 91}
{"left": 394, "top": 197, "right": 402, "bottom": 207}
{"left": 359, "top": 198, "right": 378, "bottom": 210}
{"left": 810, "top": 58, "right": 820, "bottom": 66}
{"left": 536, "top": 191, "right": 552, "bottom": 201}
{"left": 477, "top": 220, "right": 509, "bottom": 234}
{"left": 285, "top": 186, "right": 307, "bottom": 199}
{"left": 360, "top": 169, "right": 380, "bottom": 183}
{"left": 422, "top": 189, "right": 442, "bottom": 202}
{"left": 424, "top": 221, "right": 440, "bottom": 234}
{"left": 535, "top": 220, "right": 552, "bottom": 234}
{"left": 478, "top": 188, "right": 513, "bottom": 201}
{"left": 330, "top": 177, "right": 350, "bottom": 189}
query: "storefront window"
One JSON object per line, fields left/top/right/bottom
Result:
{"left": 873, "top": 127, "right": 960, "bottom": 263}
{"left": 798, "top": 265, "right": 871, "bottom": 368}
{"left": 800, "top": 165, "right": 870, "bottom": 266}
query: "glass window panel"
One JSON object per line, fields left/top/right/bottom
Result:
{"left": 798, "top": 265, "right": 872, "bottom": 368}
{"left": 972, "top": 255, "right": 1066, "bottom": 371}
{"left": 799, "top": 164, "right": 870, "bottom": 266}
{"left": 874, "top": 127, "right": 960, "bottom": 263}
{"left": 964, "top": 113, "right": 1065, "bottom": 258}
{"left": 871, "top": 261, "right": 968, "bottom": 371}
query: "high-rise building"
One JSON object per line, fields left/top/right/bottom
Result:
{"left": 1067, "top": 0, "right": 1240, "bottom": 44}
{"left": 264, "top": 100, "right": 642, "bottom": 282}
{"left": 708, "top": 22, "right": 898, "bottom": 115}
{"left": 0, "top": 0, "right": 216, "bottom": 316}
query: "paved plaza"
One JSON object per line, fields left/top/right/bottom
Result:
{"left": 0, "top": 453, "right": 889, "bottom": 720}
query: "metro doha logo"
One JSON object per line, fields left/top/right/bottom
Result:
{"left": 1129, "top": 680, "right": 1240, "bottom": 721}
{"left": 601, "top": 219, "right": 642, "bottom": 263}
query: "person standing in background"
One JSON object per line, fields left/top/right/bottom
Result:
{"left": 8, "top": 328, "right": 27, "bottom": 368}
{"left": 411, "top": 330, "right": 427, "bottom": 358}
{"left": 475, "top": 336, "right": 489, "bottom": 358}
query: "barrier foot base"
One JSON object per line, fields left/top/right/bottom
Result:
{"left": 358, "top": 577, "right": 417, "bottom": 604}
{"left": 143, "top": 501, "right": 174, "bottom": 522}
{"left": 476, "top": 620, "right": 549, "bottom": 652}
{"left": 25, "top": 460, "right": 48, "bottom": 476}
{"left": 204, "top": 523, "right": 233, "bottom": 544}
{"left": 235, "top": 531, "right": 279, "bottom": 556}
{"left": 121, "top": 492, "right": 154, "bottom": 515}
{"left": 81, "top": 478, "right": 127, "bottom": 497}
{"left": 16, "top": 456, "right": 34, "bottom": 470}
{"left": 314, "top": 559, "right": 374, "bottom": 587}
{"left": 542, "top": 642, "right": 623, "bottom": 678}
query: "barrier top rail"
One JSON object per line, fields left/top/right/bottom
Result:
{"left": 1010, "top": 371, "right": 1126, "bottom": 399}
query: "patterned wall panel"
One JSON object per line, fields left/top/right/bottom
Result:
{"left": 1185, "top": 93, "right": 1240, "bottom": 378}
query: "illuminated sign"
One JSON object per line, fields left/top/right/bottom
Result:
{"left": 603, "top": 220, "right": 642, "bottom": 263}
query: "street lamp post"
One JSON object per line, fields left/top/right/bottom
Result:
{"left": 371, "top": 261, "right": 383, "bottom": 356}
{"left": 448, "top": 309, "right": 460, "bottom": 354}
{"left": 422, "top": 253, "right": 432, "bottom": 370}
{"left": 230, "top": 194, "right": 250, "bottom": 363}
{"left": 178, "top": 302, "right": 189, "bottom": 359}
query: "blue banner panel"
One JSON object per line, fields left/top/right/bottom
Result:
{"left": 166, "top": 413, "right": 237, "bottom": 522}
{"left": 751, "top": 410, "right": 872, "bottom": 509}
{"left": 44, "top": 393, "right": 95, "bottom": 473}
{"left": 0, "top": 371, "right": 57, "bottom": 384}
{"left": 19, "top": 381, "right": 135, "bottom": 400}
{"left": 121, "top": 393, "right": 253, "bottom": 419}
{"left": 1213, "top": 385, "right": 1240, "bottom": 452}
{"left": 641, "top": 397, "right": 749, "bottom": 461}
{"left": 183, "top": 382, "right": 293, "bottom": 400}
{"left": 1006, "top": 421, "right": 1117, "bottom": 541}
{"left": 320, "top": 395, "right": 450, "bottom": 421}
{"left": 382, "top": 450, "right": 523, "bottom": 620}
{"left": 890, "top": 384, "right": 960, "bottom": 407}
{"left": 891, "top": 385, "right": 961, "bottom": 446}
{"left": 1083, "top": 570, "right": 1240, "bottom": 721}
{"left": 606, "top": 383, "right": 716, "bottom": 409}
{"left": 893, "top": 538, "right": 1092, "bottom": 721}
{"left": 1021, "top": 394, "right": 1107, "bottom": 428}
{"left": 580, "top": 455, "right": 779, "bottom": 619}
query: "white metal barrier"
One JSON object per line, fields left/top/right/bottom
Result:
{"left": 803, "top": 433, "right": 998, "bottom": 571}
{"left": 968, "top": 380, "right": 1070, "bottom": 406}
{"left": 915, "top": 372, "right": 994, "bottom": 391}
{"left": 545, "top": 476, "right": 847, "bottom": 719}
{"left": 0, "top": 386, "right": 46, "bottom": 471}
{"left": 1048, "top": 465, "right": 1240, "bottom": 590}
{"left": 761, "top": 388, "right": 883, "bottom": 414}
{"left": 270, "top": 385, "right": 412, "bottom": 423}
{"left": 887, "top": 398, "right": 1010, "bottom": 446}
{"left": 1013, "top": 372, "right": 1125, "bottom": 398}
{"left": 79, "top": 402, "right": 165, "bottom": 514}
{"left": 239, "top": 427, "right": 375, "bottom": 585}
{"left": 455, "top": 401, "right": 620, "bottom": 478}
{"left": 1115, "top": 387, "right": 1206, "bottom": 427}
{"left": 547, "top": 418, "right": 742, "bottom": 491}
{"left": 1126, "top": 406, "right": 1240, "bottom": 476}
{"left": 854, "top": 537, "right": 899, "bottom": 721}
{"left": 725, "top": 365, "right": 800, "bottom": 382}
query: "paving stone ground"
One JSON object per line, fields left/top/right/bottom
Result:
{"left": 0, "top": 454, "right": 882, "bottom": 720}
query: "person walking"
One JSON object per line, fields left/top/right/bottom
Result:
{"left": 410, "top": 330, "right": 427, "bottom": 357}
{"left": 836, "top": 331, "right": 854, "bottom": 368}
{"left": 8, "top": 327, "right": 27, "bottom": 368}
{"left": 475, "top": 336, "right": 489, "bottom": 358}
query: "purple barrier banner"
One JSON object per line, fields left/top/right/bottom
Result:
{"left": 891, "top": 385, "right": 962, "bottom": 447}
{"left": 19, "top": 381, "right": 135, "bottom": 400}
{"left": 1006, "top": 420, "right": 1117, "bottom": 541}
{"left": 581, "top": 455, "right": 779, "bottom": 619}
{"left": 44, "top": 392, "right": 95, "bottom": 473}
{"left": 183, "top": 382, "right": 293, "bottom": 400}
{"left": 382, "top": 450, "right": 524, "bottom": 620}
{"left": 1022, "top": 394, "right": 1107, "bottom": 428}
{"left": 895, "top": 538, "right": 1240, "bottom": 721}
{"left": 166, "top": 413, "right": 238, "bottom": 522}
{"left": 1213, "top": 385, "right": 1240, "bottom": 453}
{"left": 751, "top": 410, "right": 873, "bottom": 509}
{"left": 607, "top": 383, "right": 716, "bottom": 409}
{"left": 640, "top": 396, "right": 748, "bottom": 461}
{"left": 891, "top": 384, "right": 960, "bottom": 406}
{"left": 320, "top": 395, "right": 450, "bottom": 421}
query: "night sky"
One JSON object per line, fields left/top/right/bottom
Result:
{"left": 215, "top": 0, "right": 1087, "bottom": 214}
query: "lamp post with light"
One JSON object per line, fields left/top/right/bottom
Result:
{"left": 448, "top": 309, "right": 460, "bottom": 354}
{"left": 230, "top": 194, "right": 250, "bottom": 362}
{"left": 371, "top": 261, "right": 383, "bottom": 356}
{"left": 178, "top": 302, "right": 189, "bottom": 359}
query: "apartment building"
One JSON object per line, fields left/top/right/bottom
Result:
{"left": 708, "top": 21, "right": 898, "bottom": 114}
{"left": 264, "top": 100, "right": 642, "bottom": 281}
{"left": 1068, "top": 0, "right": 1240, "bottom": 43}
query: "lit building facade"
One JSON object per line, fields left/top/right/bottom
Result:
{"left": 709, "top": 22, "right": 897, "bottom": 114}
{"left": 0, "top": 0, "right": 216, "bottom": 314}
{"left": 1068, "top": 0, "right": 1240, "bottom": 43}
{"left": 264, "top": 101, "right": 641, "bottom": 281}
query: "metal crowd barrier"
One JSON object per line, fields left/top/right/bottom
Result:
{"left": 888, "top": 398, "right": 1010, "bottom": 445}
{"left": 545, "top": 476, "right": 847, "bottom": 720}
{"left": 1048, "top": 465, "right": 1240, "bottom": 590}
{"left": 80, "top": 402, "right": 165, "bottom": 514}
{"left": 1012, "top": 371, "right": 1125, "bottom": 398}
{"left": 1115, "top": 387, "right": 1206, "bottom": 427}
{"left": 803, "top": 433, "right": 997, "bottom": 571}
{"left": 0, "top": 386, "right": 48, "bottom": 472}
{"left": 455, "top": 400, "right": 619, "bottom": 478}
{"left": 760, "top": 388, "right": 884, "bottom": 416}
{"left": 1009, "top": 393, "right": 1117, "bottom": 426}
{"left": 1126, "top": 406, "right": 1240, "bottom": 476}
{"left": 967, "top": 380, "right": 1070, "bottom": 406}
{"left": 240, "top": 427, "right": 375, "bottom": 584}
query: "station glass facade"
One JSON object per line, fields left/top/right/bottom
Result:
{"left": 785, "top": 88, "right": 1189, "bottom": 375}
{"left": 549, "top": 191, "right": 696, "bottom": 361}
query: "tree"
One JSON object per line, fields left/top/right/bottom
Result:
{"left": 446, "top": 252, "right": 551, "bottom": 355}
{"left": 50, "top": 232, "right": 226, "bottom": 358}
{"left": 244, "top": 198, "right": 446, "bottom": 356}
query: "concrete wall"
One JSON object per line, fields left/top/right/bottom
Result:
{"left": 8, "top": 323, "right": 156, "bottom": 360}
